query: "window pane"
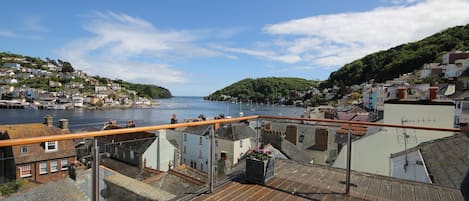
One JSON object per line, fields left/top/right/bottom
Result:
{"left": 61, "top": 159, "right": 68, "bottom": 170}
{"left": 51, "top": 160, "right": 58, "bottom": 172}
{"left": 40, "top": 162, "right": 48, "bottom": 174}
{"left": 21, "top": 146, "right": 28, "bottom": 154}
{"left": 46, "top": 141, "right": 58, "bottom": 151}
{"left": 20, "top": 164, "right": 32, "bottom": 178}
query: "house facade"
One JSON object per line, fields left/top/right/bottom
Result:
{"left": 142, "top": 129, "right": 180, "bottom": 172}
{"left": 0, "top": 116, "right": 76, "bottom": 184}
{"left": 182, "top": 123, "right": 255, "bottom": 173}
{"left": 100, "top": 123, "right": 155, "bottom": 168}
{"left": 333, "top": 99, "right": 455, "bottom": 176}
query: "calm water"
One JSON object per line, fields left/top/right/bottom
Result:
{"left": 0, "top": 96, "right": 304, "bottom": 132}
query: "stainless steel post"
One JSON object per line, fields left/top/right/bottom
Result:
{"left": 345, "top": 123, "right": 352, "bottom": 194}
{"left": 92, "top": 137, "right": 100, "bottom": 201}
{"left": 256, "top": 118, "right": 260, "bottom": 147}
{"left": 209, "top": 126, "right": 215, "bottom": 193}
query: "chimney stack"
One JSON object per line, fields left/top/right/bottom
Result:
{"left": 397, "top": 87, "right": 407, "bottom": 100}
{"left": 59, "top": 119, "right": 69, "bottom": 130}
{"left": 429, "top": 86, "right": 438, "bottom": 100}
{"left": 44, "top": 115, "right": 53, "bottom": 127}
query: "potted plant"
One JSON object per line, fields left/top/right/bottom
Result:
{"left": 245, "top": 147, "right": 274, "bottom": 184}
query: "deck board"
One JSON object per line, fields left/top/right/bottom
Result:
{"left": 190, "top": 160, "right": 461, "bottom": 201}
{"left": 364, "top": 177, "right": 382, "bottom": 200}
{"left": 378, "top": 180, "right": 392, "bottom": 200}
{"left": 401, "top": 184, "right": 416, "bottom": 201}
{"left": 414, "top": 185, "right": 428, "bottom": 201}
{"left": 391, "top": 181, "right": 402, "bottom": 201}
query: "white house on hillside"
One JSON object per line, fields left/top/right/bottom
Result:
{"left": 333, "top": 99, "right": 455, "bottom": 176}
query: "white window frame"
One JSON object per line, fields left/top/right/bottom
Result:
{"left": 20, "top": 146, "right": 28, "bottom": 154}
{"left": 45, "top": 141, "right": 58, "bottom": 152}
{"left": 50, "top": 160, "right": 58, "bottom": 173}
{"left": 61, "top": 159, "right": 68, "bottom": 170}
{"left": 19, "top": 164, "right": 32, "bottom": 178}
{"left": 39, "top": 161, "right": 48, "bottom": 174}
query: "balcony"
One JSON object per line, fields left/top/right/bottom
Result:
{"left": 0, "top": 115, "right": 464, "bottom": 201}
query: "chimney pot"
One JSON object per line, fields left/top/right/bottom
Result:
{"left": 397, "top": 87, "right": 407, "bottom": 100}
{"left": 429, "top": 86, "right": 438, "bottom": 100}
{"left": 44, "top": 115, "right": 53, "bottom": 127}
{"left": 59, "top": 119, "right": 69, "bottom": 130}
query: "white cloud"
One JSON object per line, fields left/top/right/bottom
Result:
{"left": 58, "top": 11, "right": 234, "bottom": 86}
{"left": 228, "top": 0, "right": 469, "bottom": 69}
{"left": 221, "top": 47, "right": 302, "bottom": 63}
{"left": 0, "top": 31, "right": 16, "bottom": 38}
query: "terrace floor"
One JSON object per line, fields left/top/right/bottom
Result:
{"left": 192, "top": 160, "right": 464, "bottom": 201}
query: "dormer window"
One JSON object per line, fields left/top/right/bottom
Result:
{"left": 45, "top": 141, "right": 58, "bottom": 152}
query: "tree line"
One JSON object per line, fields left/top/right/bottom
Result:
{"left": 321, "top": 24, "right": 469, "bottom": 89}
{"left": 205, "top": 77, "right": 319, "bottom": 104}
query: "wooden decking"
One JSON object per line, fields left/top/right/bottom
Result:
{"left": 193, "top": 160, "right": 464, "bottom": 201}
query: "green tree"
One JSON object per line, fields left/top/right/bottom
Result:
{"left": 322, "top": 24, "right": 469, "bottom": 88}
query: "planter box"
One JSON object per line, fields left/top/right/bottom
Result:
{"left": 245, "top": 158, "right": 275, "bottom": 184}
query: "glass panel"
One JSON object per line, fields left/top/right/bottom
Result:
{"left": 19, "top": 164, "right": 32, "bottom": 178}
{"left": 50, "top": 160, "right": 58, "bottom": 172}
{"left": 0, "top": 116, "right": 458, "bottom": 200}
{"left": 61, "top": 159, "right": 68, "bottom": 170}
{"left": 39, "top": 161, "right": 48, "bottom": 174}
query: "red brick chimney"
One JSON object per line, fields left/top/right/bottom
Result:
{"left": 429, "top": 86, "right": 438, "bottom": 100}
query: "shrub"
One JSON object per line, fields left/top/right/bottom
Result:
{"left": 0, "top": 180, "right": 23, "bottom": 196}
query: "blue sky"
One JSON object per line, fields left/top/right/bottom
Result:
{"left": 2, "top": 0, "right": 469, "bottom": 96}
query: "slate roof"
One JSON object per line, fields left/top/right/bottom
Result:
{"left": 183, "top": 123, "right": 255, "bottom": 141}
{"left": 182, "top": 124, "right": 211, "bottom": 136}
{"left": 418, "top": 134, "right": 469, "bottom": 189}
{"left": 216, "top": 124, "right": 256, "bottom": 141}
{"left": 5, "top": 178, "right": 88, "bottom": 201}
{"left": 101, "top": 124, "right": 156, "bottom": 153}
{"left": 0, "top": 123, "right": 76, "bottom": 164}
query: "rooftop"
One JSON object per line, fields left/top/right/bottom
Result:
{"left": 419, "top": 135, "right": 469, "bottom": 189}
{"left": 191, "top": 159, "right": 463, "bottom": 201}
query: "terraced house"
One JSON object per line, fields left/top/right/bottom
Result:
{"left": 0, "top": 116, "right": 76, "bottom": 184}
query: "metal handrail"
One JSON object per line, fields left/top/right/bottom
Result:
{"left": 0, "top": 115, "right": 259, "bottom": 147}
{"left": 0, "top": 114, "right": 462, "bottom": 199}
{"left": 259, "top": 115, "right": 461, "bottom": 132}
